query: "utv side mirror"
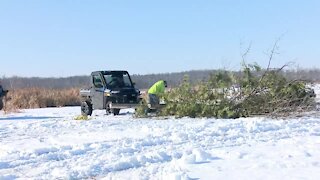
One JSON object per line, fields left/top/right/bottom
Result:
{"left": 132, "top": 82, "right": 136, "bottom": 86}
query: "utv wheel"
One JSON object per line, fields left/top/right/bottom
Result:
{"left": 106, "top": 101, "right": 112, "bottom": 115}
{"left": 112, "top": 108, "right": 120, "bottom": 115}
{"left": 106, "top": 108, "right": 111, "bottom": 115}
{"left": 81, "top": 101, "right": 92, "bottom": 116}
{"left": 106, "top": 101, "right": 120, "bottom": 115}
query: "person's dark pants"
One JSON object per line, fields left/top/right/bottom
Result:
{"left": 147, "top": 93, "right": 159, "bottom": 109}
{"left": 0, "top": 97, "right": 3, "bottom": 110}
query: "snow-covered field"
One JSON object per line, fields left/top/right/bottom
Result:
{"left": 1, "top": 85, "right": 320, "bottom": 180}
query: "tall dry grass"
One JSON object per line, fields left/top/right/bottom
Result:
{"left": 3, "top": 88, "right": 81, "bottom": 111}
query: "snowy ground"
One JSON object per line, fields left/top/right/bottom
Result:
{"left": 1, "top": 86, "right": 320, "bottom": 179}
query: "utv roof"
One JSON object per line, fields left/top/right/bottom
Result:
{"left": 91, "top": 70, "right": 129, "bottom": 74}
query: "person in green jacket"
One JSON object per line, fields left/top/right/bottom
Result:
{"left": 147, "top": 80, "right": 167, "bottom": 109}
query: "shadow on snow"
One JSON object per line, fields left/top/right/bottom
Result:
{"left": 0, "top": 116, "right": 62, "bottom": 121}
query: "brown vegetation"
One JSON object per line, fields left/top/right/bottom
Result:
{"left": 3, "top": 88, "right": 81, "bottom": 111}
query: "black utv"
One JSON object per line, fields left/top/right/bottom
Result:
{"left": 80, "top": 71, "right": 141, "bottom": 116}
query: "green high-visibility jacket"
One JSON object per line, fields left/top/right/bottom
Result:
{"left": 148, "top": 80, "right": 165, "bottom": 95}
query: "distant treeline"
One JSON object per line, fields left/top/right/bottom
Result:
{"left": 1, "top": 69, "right": 320, "bottom": 90}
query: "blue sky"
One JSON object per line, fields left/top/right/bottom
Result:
{"left": 0, "top": 0, "right": 319, "bottom": 77}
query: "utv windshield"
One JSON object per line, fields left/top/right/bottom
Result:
{"left": 103, "top": 71, "right": 133, "bottom": 89}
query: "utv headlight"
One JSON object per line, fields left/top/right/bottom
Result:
{"left": 104, "top": 90, "right": 111, "bottom": 97}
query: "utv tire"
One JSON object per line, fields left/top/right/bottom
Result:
{"left": 106, "top": 108, "right": 111, "bottom": 115}
{"left": 112, "top": 108, "right": 120, "bottom": 116}
{"left": 81, "top": 101, "right": 92, "bottom": 116}
{"left": 106, "top": 101, "right": 112, "bottom": 115}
